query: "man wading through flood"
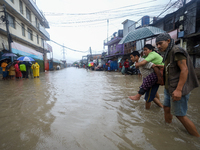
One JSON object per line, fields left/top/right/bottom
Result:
{"left": 156, "top": 33, "right": 199, "bottom": 137}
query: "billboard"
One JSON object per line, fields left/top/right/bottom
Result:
{"left": 11, "top": 42, "right": 43, "bottom": 60}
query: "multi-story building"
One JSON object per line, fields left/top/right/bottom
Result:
{"left": 122, "top": 19, "right": 136, "bottom": 37}
{"left": 104, "top": 30, "right": 123, "bottom": 59}
{"left": 103, "top": 30, "right": 123, "bottom": 71}
{"left": 0, "top": 0, "right": 50, "bottom": 71}
{"left": 148, "top": 0, "right": 200, "bottom": 68}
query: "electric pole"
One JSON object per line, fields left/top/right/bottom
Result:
{"left": 89, "top": 47, "right": 92, "bottom": 61}
{"left": 62, "top": 44, "right": 65, "bottom": 60}
{"left": 179, "top": 0, "right": 186, "bottom": 48}
{"left": 107, "top": 19, "right": 109, "bottom": 42}
{"left": 3, "top": 4, "right": 12, "bottom": 54}
{"left": 61, "top": 44, "right": 67, "bottom": 61}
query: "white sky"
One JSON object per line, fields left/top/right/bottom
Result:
{"left": 35, "top": 0, "right": 179, "bottom": 63}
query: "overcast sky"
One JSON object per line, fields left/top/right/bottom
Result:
{"left": 35, "top": 0, "right": 179, "bottom": 63}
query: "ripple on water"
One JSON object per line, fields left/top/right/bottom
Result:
{"left": 0, "top": 68, "right": 200, "bottom": 150}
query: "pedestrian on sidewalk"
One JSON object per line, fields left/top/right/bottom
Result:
{"left": 156, "top": 33, "right": 199, "bottom": 137}
{"left": 1, "top": 59, "right": 8, "bottom": 80}
{"left": 124, "top": 58, "right": 129, "bottom": 74}
{"left": 118, "top": 61, "right": 122, "bottom": 72}
{"left": 20, "top": 62, "right": 27, "bottom": 79}
{"left": 9, "top": 64, "right": 15, "bottom": 80}
{"left": 14, "top": 61, "right": 22, "bottom": 79}
{"left": 31, "top": 62, "right": 40, "bottom": 78}
{"left": 25, "top": 61, "right": 32, "bottom": 78}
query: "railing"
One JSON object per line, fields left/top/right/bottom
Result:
{"left": 29, "top": 0, "right": 49, "bottom": 28}
{"left": 104, "top": 31, "right": 123, "bottom": 44}
{"left": 39, "top": 24, "right": 50, "bottom": 40}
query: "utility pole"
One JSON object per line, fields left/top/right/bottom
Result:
{"left": 89, "top": 47, "right": 92, "bottom": 61}
{"left": 107, "top": 19, "right": 109, "bottom": 43}
{"left": 179, "top": 0, "right": 186, "bottom": 48}
{"left": 3, "top": 5, "right": 12, "bottom": 53}
{"left": 62, "top": 44, "right": 66, "bottom": 60}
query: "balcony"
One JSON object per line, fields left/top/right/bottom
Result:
{"left": 104, "top": 30, "right": 123, "bottom": 46}
{"left": 39, "top": 24, "right": 50, "bottom": 40}
{"left": 27, "top": 0, "right": 50, "bottom": 28}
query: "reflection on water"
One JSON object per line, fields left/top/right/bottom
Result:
{"left": 0, "top": 68, "right": 200, "bottom": 150}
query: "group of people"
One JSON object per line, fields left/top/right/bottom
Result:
{"left": 118, "top": 58, "right": 139, "bottom": 75}
{"left": 128, "top": 33, "right": 199, "bottom": 137}
{"left": 1, "top": 60, "right": 40, "bottom": 80}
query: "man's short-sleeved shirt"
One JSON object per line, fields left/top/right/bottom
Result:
{"left": 164, "top": 52, "right": 187, "bottom": 90}
{"left": 138, "top": 57, "right": 154, "bottom": 78}
{"left": 145, "top": 51, "right": 164, "bottom": 65}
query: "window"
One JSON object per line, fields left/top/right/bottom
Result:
{"left": 27, "top": 28, "right": 33, "bottom": 40}
{"left": 19, "top": 0, "right": 23, "bottom": 14}
{"left": 113, "top": 44, "right": 116, "bottom": 51}
{"left": 110, "top": 45, "right": 113, "bottom": 54}
{"left": 35, "top": 17, "right": 39, "bottom": 29}
{"left": 37, "top": 35, "right": 39, "bottom": 44}
{"left": 7, "top": 13, "right": 15, "bottom": 28}
{"left": 41, "top": 38, "right": 44, "bottom": 46}
{"left": 26, "top": 7, "right": 31, "bottom": 22}
{"left": 21, "top": 23, "right": 25, "bottom": 36}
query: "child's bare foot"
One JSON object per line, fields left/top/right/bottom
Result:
{"left": 129, "top": 94, "right": 141, "bottom": 100}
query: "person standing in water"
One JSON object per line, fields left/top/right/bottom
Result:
{"left": 31, "top": 62, "right": 40, "bottom": 78}
{"left": 129, "top": 51, "right": 163, "bottom": 109}
{"left": 156, "top": 33, "right": 199, "bottom": 137}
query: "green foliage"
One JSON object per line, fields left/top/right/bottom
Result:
{"left": 34, "top": 59, "right": 44, "bottom": 72}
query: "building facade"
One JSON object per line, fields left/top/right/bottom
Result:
{"left": 149, "top": 0, "right": 200, "bottom": 68}
{"left": 0, "top": 0, "right": 50, "bottom": 71}
{"left": 104, "top": 30, "right": 123, "bottom": 59}
{"left": 122, "top": 19, "right": 136, "bottom": 37}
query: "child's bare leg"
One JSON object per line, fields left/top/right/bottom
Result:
{"left": 153, "top": 92, "right": 163, "bottom": 108}
{"left": 153, "top": 97, "right": 163, "bottom": 108}
{"left": 129, "top": 94, "right": 141, "bottom": 100}
{"left": 145, "top": 101, "right": 151, "bottom": 109}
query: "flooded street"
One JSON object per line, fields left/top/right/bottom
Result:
{"left": 0, "top": 67, "right": 200, "bottom": 150}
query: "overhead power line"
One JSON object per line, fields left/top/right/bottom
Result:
{"left": 47, "top": 5, "right": 167, "bottom": 26}
{"left": 50, "top": 40, "right": 89, "bottom": 53}
{"left": 44, "top": 0, "right": 157, "bottom": 16}
{"left": 10, "top": 19, "right": 89, "bottom": 53}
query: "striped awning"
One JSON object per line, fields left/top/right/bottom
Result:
{"left": 119, "top": 26, "right": 165, "bottom": 44}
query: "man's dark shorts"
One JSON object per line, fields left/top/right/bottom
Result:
{"left": 144, "top": 84, "right": 159, "bottom": 102}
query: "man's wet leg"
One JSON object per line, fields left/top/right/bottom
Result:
{"left": 164, "top": 106, "right": 173, "bottom": 123}
{"left": 176, "top": 116, "right": 200, "bottom": 137}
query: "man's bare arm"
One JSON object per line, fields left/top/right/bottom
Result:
{"left": 152, "top": 65, "right": 163, "bottom": 85}
{"left": 172, "top": 59, "right": 188, "bottom": 101}
{"left": 156, "top": 64, "right": 164, "bottom": 68}
{"left": 135, "top": 60, "right": 148, "bottom": 68}
{"left": 176, "top": 59, "right": 188, "bottom": 91}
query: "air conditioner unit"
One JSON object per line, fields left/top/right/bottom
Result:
{"left": 179, "top": 25, "right": 184, "bottom": 31}
{"left": 179, "top": 15, "right": 184, "bottom": 22}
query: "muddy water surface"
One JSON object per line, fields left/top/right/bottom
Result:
{"left": 0, "top": 67, "right": 200, "bottom": 150}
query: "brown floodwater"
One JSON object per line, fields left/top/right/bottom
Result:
{"left": 0, "top": 67, "right": 200, "bottom": 150}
